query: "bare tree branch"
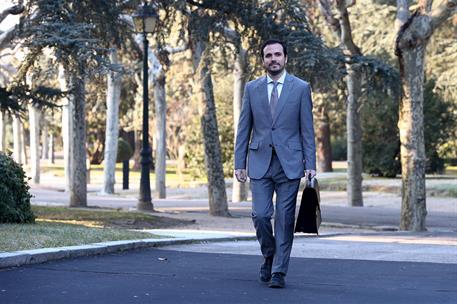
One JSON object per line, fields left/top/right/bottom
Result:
{"left": 223, "top": 27, "right": 241, "bottom": 45}
{"left": 0, "top": 25, "right": 18, "bottom": 51}
{"left": 430, "top": 0, "right": 457, "bottom": 29}
{"left": 396, "top": 0, "right": 411, "bottom": 30}
{"left": 318, "top": 0, "right": 342, "bottom": 39}
{"left": 418, "top": 0, "right": 434, "bottom": 12}
{"left": 0, "top": 4, "right": 24, "bottom": 24}
{"left": 335, "top": 0, "right": 361, "bottom": 55}
{"left": 8, "top": 49, "right": 40, "bottom": 89}
{"left": 345, "top": 0, "right": 356, "bottom": 7}
{"left": 163, "top": 43, "right": 188, "bottom": 54}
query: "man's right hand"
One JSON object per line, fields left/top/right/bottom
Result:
{"left": 234, "top": 169, "right": 247, "bottom": 183}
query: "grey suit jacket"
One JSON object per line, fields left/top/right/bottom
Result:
{"left": 234, "top": 73, "right": 316, "bottom": 180}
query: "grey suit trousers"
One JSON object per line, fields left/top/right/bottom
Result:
{"left": 250, "top": 152, "right": 300, "bottom": 275}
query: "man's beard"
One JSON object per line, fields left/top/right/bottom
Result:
{"left": 268, "top": 68, "right": 283, "bottom": 76}
{"left": 267, "top": 63, "right": 284, "bottom": 76}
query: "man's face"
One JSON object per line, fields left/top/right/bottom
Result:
{"left": 262, "top": 43, "right": 287, "bottom": 76}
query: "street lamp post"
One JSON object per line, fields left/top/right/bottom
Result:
{"left": 133, "top": 2, "right": 158, "bottom": 211}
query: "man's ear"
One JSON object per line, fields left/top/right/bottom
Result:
{"left": 285, "top": 56, "right": 288, "bottom": 64}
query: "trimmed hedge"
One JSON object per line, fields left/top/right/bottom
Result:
{"left": 0, "top": 152, "right": 35, "bottom": 223}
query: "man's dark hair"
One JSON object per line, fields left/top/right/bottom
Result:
{"left": 260, "top": 39, "right": 288, "bottom": 59}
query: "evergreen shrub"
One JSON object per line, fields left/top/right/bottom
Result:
{"left": 362, "top": 93, "right": 400, "bottom": 177}
{"left": 116, "top": 138, "right": 134, "bottom": 163}
{"left": 331, "top": 137, "right": 347, "bottom": 161}
{"left": 0, "top": 152, "right": 35, "bottom": 223}
{"left": 423, "top": 80, "right": 456, "bottom": 173}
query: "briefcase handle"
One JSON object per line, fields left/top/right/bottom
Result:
{"left": 306, "top": 175, "right": 318, "bottom": 189}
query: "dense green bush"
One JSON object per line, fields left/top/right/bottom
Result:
{"left": 331, "top": 136, "right": 347, "bottom": 161}
{"left": 361, "top": 80, "right": 456, "bottom": 176}
{"left": 116, "top": 138, "right": 134, "bottom": 163}
{"left": 0, "top": 152, "right": 35, "bottom": 223}
{"left": 361, "top": 92, "right": 400, "bottom": 177}
{"left": 423, "top": 80, "right": 456, "bottom": 173}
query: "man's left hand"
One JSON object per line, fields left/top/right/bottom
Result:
{"left": 305, "top": 169, "right": 316, "bottom": 180}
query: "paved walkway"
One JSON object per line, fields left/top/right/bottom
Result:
{"left": 159, "top": 230, "right": 457, "bottom": 264}
{"left": 1, "top": 247, "right": 456, "bottom": 303}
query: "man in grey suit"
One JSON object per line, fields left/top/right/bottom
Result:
{"left": 234, "top": 39, "right": 316, "bottom": 288}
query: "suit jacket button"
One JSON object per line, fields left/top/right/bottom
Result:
{"left": 272, "top": 128, "right": 275, "bottom": 131}
{"left": 269, "top": 144, "right": 273, "bottom": 148}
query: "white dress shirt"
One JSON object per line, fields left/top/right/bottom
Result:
{"left": 267, "top": 71, "right": 287, "bottom": 104}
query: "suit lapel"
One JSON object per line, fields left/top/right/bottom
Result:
{"left": 254, "top": 76, "right": 273, "bottom": 123}
{"left": 273, "top": 74, "right": 294, "bottom": 124}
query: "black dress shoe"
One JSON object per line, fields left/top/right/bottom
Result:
{"left": 268, "top": 272, "right": 285, "bottom": 288}
{"left": 259, "top": 257, "right": 273, "bottom": 282}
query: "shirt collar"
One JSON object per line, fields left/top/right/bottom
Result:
{"left": 267, "top": 70, "right": 287, "bottom": 84}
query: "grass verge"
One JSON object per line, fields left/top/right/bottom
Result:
{"left": 0, "top": 206, "right": 195, "bottom": 252}
{"left": 0, "top": 222, "right": 157, "bottom": 252}
{"left": 31, "top": 206, "right": 195, "bottom": 229}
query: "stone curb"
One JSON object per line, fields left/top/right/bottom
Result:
{"left": 0, "top": 222, "right": 403, "bottom": 270}
{"left": 321, "top": 222, "right": 398, "bottom": 231}
{"left": 0, "top": 235, "right": 259, "bottom": 270}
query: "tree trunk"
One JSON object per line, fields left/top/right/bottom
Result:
{"left": 102, "top": 49, "right": 122, "bottom": 194}
{"left": 122, "top": 160, "right": 129, "bottom": 190}
{"left": 60, "top": 65, "right": 72, "bottom": 192}
{"left": 154, "top": 69, "right": 167, "bottom": 199}
{"left": 62, "top": 102, "right": 72, "bottom": 191}
{"left": 316, "top": 105, "right": 333, "bottom": 172}
{"left": 132, "top": 74, "right": 143, "bottom": 171}
{"left": 190, "top": 12, "right": 229, "bottom": 216}
{"left": 319, "top": 0, "right": 364, "bottom": 205}
{"left": 86, "top": 156, "right": 91, "bottom": 184}
{"left": 21, "top": 117, "right": 28, "bottom": 165}
{"left": 133, "top": 129, "right": 141, "bottom": 170}
{"left": 330, "top": 0, "right": 364, "bottom": 206}
{"left": 0, "top": 110, "right": 5, "bottom": 152}
{"left": 48, "top": 132, "right": 55, "bottom": 164}
{"left": 393, "top": 0, "right": 456, "bottom": 231}
{"left": 346, "top": 64, "right": 363, "bottom": 206}
{"left": 28, "top": 103, "right": 41, "bottom": 184}
{"left": 177, "top": 144, "right": 186, "bottom": 182}
{"left": 232, "top": 48, "right": 249, "bottom": 203}
{"left": 12, "top": 114, "right": 22, "bottom": 164}
{"left": 68, "top": 67, "right": 87, "bottom": 207}
{"left": 398, "top": 47, "right": 427, "bottom": 231}
{"left": 41, "top": 116, "right": 49, "bottom": 160}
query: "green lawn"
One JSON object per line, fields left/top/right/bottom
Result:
{"left": 0, "top": 222, "right": 156, "bottom": 252}
{"left": 0, "top": 206, "right": 194, "bottom": 252}
{"left": 445, "top": 166, "right": 457, "bottom": 175}
{"left": 31, "top": 205, "right": 194, "bottom": 229}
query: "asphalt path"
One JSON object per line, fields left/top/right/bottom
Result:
{"left": 1, "top": 248, "right": 456, "bottom": 304}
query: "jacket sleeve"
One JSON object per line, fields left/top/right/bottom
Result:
{"left": 234, "top": 83, "right": 253, "bottom": 170}
{"left": 300, "top": 83, "right": 316, "bottom": 170}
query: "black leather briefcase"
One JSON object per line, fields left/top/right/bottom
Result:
{"left": 295, "top": 177, "right": 322, "bottom": 234}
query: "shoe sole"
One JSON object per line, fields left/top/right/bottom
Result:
{"left": 268, "top": 283, "right": 285, "bottom": 288}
